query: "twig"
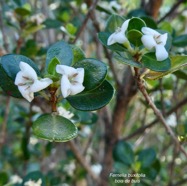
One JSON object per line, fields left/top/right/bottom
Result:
{"left": 134, "top": 67, "right": 187, "bottom": 158}
{"left": 157, "top": 0, "right": 185, "bottom": 23}
{"left": 123, "top": 97, "right": 187, "bottom": 141}
{"left": 68, "top": 140, "right": 100, "bottom": 183}
{"left": 72, "top": 0, "right": 99, "bottom": 44}
{"left": 0, "top": 96, "right": 11, "bottom": 149}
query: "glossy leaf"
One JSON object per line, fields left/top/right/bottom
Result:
{"left": 67, "top": 80, "right": 114, "bottom": 111}
{"left": 141, "top": 16, "right": 157, "bottom": 29}
{"left": 127, "top": 17, "right": 146, "bottom": 32}
{"left": 105, "top": 14, "right": 125, "bottom": 33}
{"left": 173, "top": 34, "right": 187, "bottom": 47}
{"left": 142, "top": 52, "right": 171, "bottom": 72}
{"left": 138, "top": 148, "right": 156, "bottom": 168}
{"left": 46, "top": 41, "right": 73, "bottom": 68}
{"left": 0, "top": 54, "right": 40, "bottom": 97}
{"left": 113, "top": 141, "right": 134, "bottom": 166}
{"left": 71, "top": 45, "right": 85, "bottom": 64}
{"left": 14, "top": 3, "right": 31, "bottom": 16}
{"left": 47, "top": 57, "right": 60, "bottom": 75}
{"left": 114, "top": 53, "right": 142, "bottom": 68}
{"left": 145, "top": 55, "right": 187, "bottom": 80}
{"left": 33, "top": 114, "right": 78, "bottom": 142}
{"left": 73, "top": 58, "right": 107, "bottom": 91}
{"left": 98, "top": 32, "right": 126, "bottom": 51}
{"left": 127, "top": 29, "right": 143, "bottom": 46}
{"left": 0, "top": 172, "right": 9, "bottom": 185}
{"left": 22, "top": 171, "right": 46, "bottom": 186}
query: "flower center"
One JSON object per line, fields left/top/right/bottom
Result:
{"left": 69, "top": 73, "right": 78, "bottom": 84}
{"left": 154, "top": 35, "right": 162, "bottom": 45}
{"left": 18, "top": 76, "right": 34, "bottom": 87}
{"left": 115, "top": 27, "right": 121, "bottom": 33}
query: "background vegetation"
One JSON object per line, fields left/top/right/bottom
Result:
{"left": 0, "top": 0, "right": 187, "bottom": 185}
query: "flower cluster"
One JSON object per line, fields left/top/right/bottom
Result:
{"left": 15, "top": 62, "right": 85, "bottom": 102}
{"left": 107, "top": 19, "right": 168, "bottom": 61}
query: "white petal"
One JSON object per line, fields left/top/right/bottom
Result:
{"left": 107, "top": 32, "right": 127, "bottom": 45}
{"left": 30, "top": 78, "right": 53, "bottom": 92}
{"left": 74, "top": 68, "right": 84, "bottom": 83}
{"left": 15, "top": 71, "right": 25, "bottom": 85}
{"left": 18, "top": 86, "right": 34, "bottom": 102}
{"left": 70, "top": 83, "right": 85, "bottom": 95}
{"left": 141, "top": 35, "right": 157, "bottom": 50}
{"left": 157, "top": 33, "right": 167, "bottom": 46}
{"left": 155, "top": 45, "right": 168, "bottom": 61}
{"left": 121, "top": 19, "right": 130, "bottom": 32}
{"left": 19, "top": 62, "right": 38, "bottom": 80}
{"left": 56, "top": 65, "right": 76, "bottom": 76}
{"left": 142, "top": 27, "right": 159, "bottom": 36}
{"left": 61, "top": 75, "right": 71, "bottom": 98}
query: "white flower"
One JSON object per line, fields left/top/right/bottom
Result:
{"left": 30, "top": 13, "right": 45, "bottom": 25}
{"left": 10, "top": 175, "right": 22, "bottom": 184}
{"left": 141, "top": 27, "right": 168, "bottom": 61}
{"left": 15, "top": 62, "right": 53, "bottom": 102}
{"left": 56, "top": 65, "right": 85, "bottom": 98}
{"left": 64, "top": 161, "right": 76, "bottom": 176}
{"left": 24, "top": 179, "right": 42, "bottom": 186}
{"left": 107, "top": 19, "right": 130, "bottom": 45}
{"left": 57, "top": 106, "right": 74, "bottom": 119}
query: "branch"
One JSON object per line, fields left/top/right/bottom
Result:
{"left": 157, "top": 0, "right": 185, "bottom": 23}
{"left": 72, "top": 0, "right": 99, "bottom": 44}
{"left": 123, "top": 97, "right": 187, "bottom": 141}
{"left": 68, "top": 140, "right": 100, "bottom": 183}
{"left": 134, "top": 67, "right": 187, "bottom": 158}
{"left": 0, "top": 96, "right": 11, "bottom": 149}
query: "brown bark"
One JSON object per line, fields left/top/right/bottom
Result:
{"left": 99, "top": 68, "right": 137, "bottom": 186}
{"left": 143, "top": 0, "right": 163, "bottom": 19}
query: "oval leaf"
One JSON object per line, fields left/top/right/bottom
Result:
{"left": 113, "top": 141, "right": 134, "bottom": 166}
{"left": 32, "top": 114, "right": 78, "bottom": 142}
{"left": 173, "top": 34, "right": 187, "bottom": 47}
{"left": 114, "top": 53, "right": 142, "bottom": 68}
{"left": 127, "top": 29, "right": 143, "bottom": 46}
{"left": 73, "top": 58, "right": 107, "bottom": 91}
{"left": 127, "top": 17, "right": 146, "bottom": 32}
{"left": 142, "top": 52, "right": 171, "bottom": 72}
{"left": 67, "top": 80, "right": 114, "bottom": 111}
{"left": 0, "top": 54, "right": 40, "bottom": 97}
{"left": 70, "top": 45, "right": 85, "bottom": 64}
{"left": 145, "top": 55, "right": 187, "bottom": 80}
{"left": 105, "top": 14, "right": 125, "bottom": 33}
{"left": 46, "top": 41, "right": 73, "bottom": 68}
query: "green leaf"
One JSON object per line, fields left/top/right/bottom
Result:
{"left": 173, "top": 70, "right": 187, "bottom": 80}
{"left": 0, "top": 172, "right": 9, "bottom": 185}
{"left": 127, "top": 29, "right": 143, "bottom": 46}
{"left": 75, "top": 111, "right": 98, "bottom": 125}
{"left": 159, "top": 21, "right": 173, "bottom": 34}
{"left": 0, "top": 54, "right": 40, "bottom": 97}
{"left": 105, "top": 14, "right": 125, "bottom": 33}
{"left": 73, "top": 58, "right": 107, "bottom": 91}
{"left": 127, "top": 17, "right": 146, "bottom": 32}
{"left": 138, "top": 148, "right": 156, "bottom": 168}
{"left": 141, "top": 16, "right": 157, "bottom": 29}
{"left": 22, "top": 171, "right": 46, "bottom": 186}
{"left": 70, "top": 45, "right": 85, "bottom": 64}
{"left": 43, "top": 19, "right": 62, "bottom": 29}
{"left": 98, "top": 32, "right": 126, "bottom": 51}
{"left": 67, "top": 80, "right": 114, "bottom": 111}
{"left": 22, "top": 24, "right": 45, "bottom": 37}
{"left": 14, "top": 3, "right": 31, "bottom": 16}
{"left": 32, "top": 114, "right": 78, "bottom": 142}
{"left": 173, "top": 34, "right": 187, "bottom": 47}
{"left": 46, "top": 41, "right": 73, "bottom": 68}
{"left": 47, "top": 57, "right": 60, "bottom": 75}
{"left": 142, "top": 52, "right": 171, "bottom": 72}
{"left": 114, "top": 53, "right": 142, "bottom": 68}
{"left": 145, "top": 55, "right": 187, "bottom": 80}
{"left": 113, "top": 141, "right": 134, "bottom": 166}
{"left": 66, "top": 23, "right": 77, "bottom": 35}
